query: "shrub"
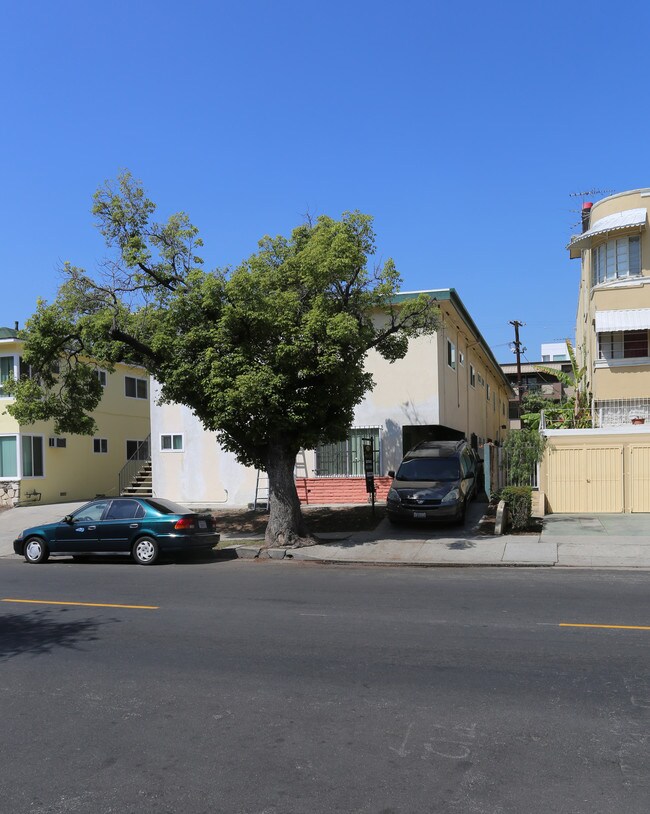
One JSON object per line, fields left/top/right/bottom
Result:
{"left": 501, "top": 486, "right": 532, "bottom": 532}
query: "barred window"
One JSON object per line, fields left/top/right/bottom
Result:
{"left": 598, "top": 331, "right": 648, "bottom": 360}
{"left": 315, "top": 428, "right": 380, "bottom": 477}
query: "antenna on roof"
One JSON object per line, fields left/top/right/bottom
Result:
{"left": 569, "top": 188, "right": 615, "bottom": 201}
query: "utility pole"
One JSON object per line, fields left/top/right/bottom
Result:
{"left": 509, "top": 320, "right": 524, "bottom": 416}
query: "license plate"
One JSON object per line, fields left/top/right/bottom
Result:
{"left": 413, "top": 511, "right": 426, "bottom": 519}
{"left": 198, "top": 520, "right": 207, "bottom": 528}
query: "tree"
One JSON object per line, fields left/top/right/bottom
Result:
{"left": 503, "top": 429, "right": 546, "bottom": 487}
{"left": 7, "top": 172, "right": 441, "bottom": 547}
{"left": 521, "top": 339, "right": 592, "bottom": 430}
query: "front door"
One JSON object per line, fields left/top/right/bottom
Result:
{"left": 54, "top": 500, "right": 111, "bottom": 552}
{"left": 126, "top": 440, "right": 148, "bottom": 461}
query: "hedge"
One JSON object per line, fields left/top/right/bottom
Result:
{"left": 501, "top": 486, "right": 532, "bottom": 532}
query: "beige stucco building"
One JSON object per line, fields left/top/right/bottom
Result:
{"left": 570, "top": 189, "right": 650, "bottom": 427}
{"left": 0, "top": 327, "right": 150, "bottom": 507}
{"left": 539, "top": 189, "right": 650, "bottom": 514}
{"left": 152, "top": 289, "right": 513, "bottom": 508}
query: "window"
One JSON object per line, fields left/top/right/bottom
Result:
{"left": 19, "top": 357, "right": 33, "bottom": 379}
{"left": 458, "top": 351, "right": 465, "bottom": 367}
{"left": 125, "top": 376, "right": 148, "bottom": 399}
{"left": 0, "top": 436, "right": 18, "bottom": 478}
{"left": 469, "top": 365, "right": 476, "bottom": 387}
{"left": 486, "top": 383, "right": 491, "bottom": 401}
{"left": 0, "top": 356, "right": 14, "bottom": 396}
{"left": 22, "top": 436, "right": 44, "bottom": 477}
{"left": 106, "top": 499, "right": 145, "bottom": 520}
{"left": 161, "top": 434, "right": 183, "bottom": 451}
{"left": 447, "top": 340, "right": 456, "bottom": 370}
{"left": 592, "top": 236, "right": 641, "bottom": 285}
{"left": 72, "top": 500, "right": 110, "bottom": 522}
{"left": 94, "top": 369, "right": 107, "bottom": 387}
{"left": 598, "top": 331, "right": 649, "bottom": 360}
{"left": 127, "top": 439, "right": 149, "bottom": 461}
{"left": 93, "top": 438, "right": 108, "bottom": 454}
{"left": 315, "top": 427, "right": 380, "bottom": 477}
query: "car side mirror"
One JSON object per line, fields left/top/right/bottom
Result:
{"left": 388, "top": 470, "right": 395, "bottom": 479}
{"left": 63, "top": 515, "right": 73, "bottom": 524}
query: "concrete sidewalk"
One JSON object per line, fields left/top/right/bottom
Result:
{"left": 232, "top": 505, "right": 650, "bottom": 568}
{"left": 2, "top": 501, "right": 649, "bottom": 569}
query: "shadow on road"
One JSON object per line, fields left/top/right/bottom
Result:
{"left": 0, "top": 608, "right": 114, "bottom": 661}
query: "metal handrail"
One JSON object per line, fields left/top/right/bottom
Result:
{"left": 118, "top": 435, "right": 151, "bottom": 495}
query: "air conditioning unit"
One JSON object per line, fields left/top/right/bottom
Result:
{"left": 48, "top": 437, "right": 67, "bottom": 448}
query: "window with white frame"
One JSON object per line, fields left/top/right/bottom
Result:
{"left": 161, "top": 434, "right": 183, "bottom": 451}
{"left": 125, "top": 376, "right": 147, "bottom": 399}
{"left": 315, "top": 427, "right": 380, "bottom": 477}
{"left": 22, "top": 436, "right": 44, "bottom": 477}
{"left": 592, "top": 236, "right": 641, "bottom": 285}
{"left": 0, "top": 356, "right": 14, "bottom": 397}
{"left": 598, "top": 330, "right": 649, "bottom": 360}
{"left": 458, "top": 350, "right": 465, "bottom": 366}
{"left": 486, "top": 383, "right": 491, "bottom": 401}
{"left": 93, "top": 438, "right": 108, "bottom": 454}
{"left": 469, "top": 365, "right": 476, "bottom": 387}
{"left": 0, "top": 436, "right": 18, "bottom": 478}
{"left": 447, "top": 340, "right": 456, "bottom": 370}
{"left": 94, "top": 369, "right": 107, "bottom": 387}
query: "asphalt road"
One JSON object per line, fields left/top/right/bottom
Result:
{"left": 2, "top": 558, "right": 650, "bottom": 814}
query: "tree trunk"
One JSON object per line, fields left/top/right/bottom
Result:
{"left": 264, "top": 444, "right": 314, "bottom": 548}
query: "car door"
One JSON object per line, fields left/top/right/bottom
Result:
{"left": 99, "top": 499, "right": 146, "bottom": 552}
{"left": 54, "top": 500, "right": 111, "bottom": 552}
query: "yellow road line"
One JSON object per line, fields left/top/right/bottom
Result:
{"left": 560, "top": 623, "right": 650, "bottom": 631}
{"left": 2, "top": 598, "right": 158, "bottom": 610}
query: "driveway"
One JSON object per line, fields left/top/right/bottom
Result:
{"left": 0, "top": 502, "right": 86, "bottom": 557}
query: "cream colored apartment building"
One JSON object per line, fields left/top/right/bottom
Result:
{"left": 569, "top": 189, "right": 650, "bottom": 427}
{"left": 152, "top": 289, "right": 513, "bottom": 508}
{"left": 0, "top": 326, "right": 150, "bottom": 507}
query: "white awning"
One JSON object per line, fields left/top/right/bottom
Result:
{"left": 568, "top": 208, "right": 647, "bottom": 258}
{"left": 595, "top": 309, "right": 650, "bottom": 332}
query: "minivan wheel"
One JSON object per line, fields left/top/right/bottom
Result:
{"left": 132, "top": 536, "right": 160, "bottom": 565}
{"left": 24, "top": 537, "right": 49, "bottom": 564}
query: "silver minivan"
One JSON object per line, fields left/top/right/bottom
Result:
{"left": 386, "top": 440, "right": 477, "bottom": 524}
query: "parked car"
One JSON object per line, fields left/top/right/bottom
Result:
{"left": 386, "top": 440, "right": 477, "bottom": 524}
{"left": 13, "top": 497, "right": 220, "bottom": 565}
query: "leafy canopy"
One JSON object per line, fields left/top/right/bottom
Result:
{"left": 7, "top": 172, "right": 440, "bottom": 470}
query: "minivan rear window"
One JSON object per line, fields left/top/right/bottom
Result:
{"left": 395, "top": 458, "right": 461, "bottom": 482}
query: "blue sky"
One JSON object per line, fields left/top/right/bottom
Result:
{"left": 2, "top": 0, "right": 648, "bottom": 362}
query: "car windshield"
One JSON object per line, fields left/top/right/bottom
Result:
{"left": 144, "top": 498, "right": 192, "bottom": 515}
{"left": 395, "top": 458, "right": 461, "bottom": 482}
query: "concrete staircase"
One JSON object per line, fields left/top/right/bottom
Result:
{"left": 121, "top": 461, "right": 153, "bottom": 497}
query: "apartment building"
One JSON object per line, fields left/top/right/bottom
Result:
{"left": 0, "top": 325, "right": 150, "bottom": 507}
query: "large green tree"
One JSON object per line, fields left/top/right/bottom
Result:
{"left": 7, "top": 173, "right": 440, "bottom": 546}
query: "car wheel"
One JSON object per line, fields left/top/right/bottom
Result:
{"left": 456, "top": 502, "right": 467, "bottom": 525}
{"left": 24, "top": 537, "right": 49, "bottom": 564}
{"left": 132, "top": 536, "right": 159, "bottom": 566}
{"left": 388, "top": 515, "right": 402, "bottom": 525}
